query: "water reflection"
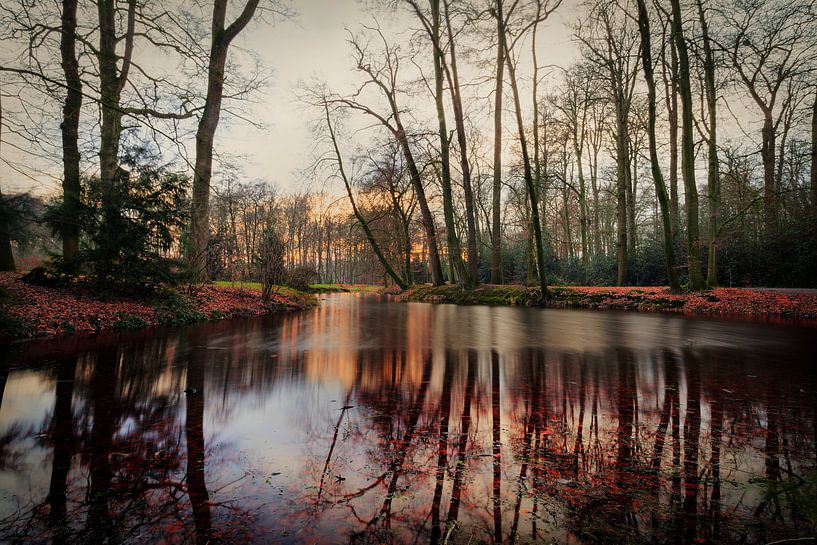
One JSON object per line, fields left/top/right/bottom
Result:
{"left": 0, "top": 294, "right": 815, "bottom": 544}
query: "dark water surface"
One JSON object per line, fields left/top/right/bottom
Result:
{"left": 1, "top": 294, "right": 815, "bottom": 544}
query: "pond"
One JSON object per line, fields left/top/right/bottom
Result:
{"left": 0, "top": 294, "right": 815, "bottom": 544}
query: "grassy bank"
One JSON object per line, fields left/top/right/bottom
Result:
{"left": 213, "top": 281, "right": 383, "bottom": 294}
{"left": 399, "top": 284, "right": 817, "bottom": 322}
{"left": 0, "top": 273, "right": 316, "bottom": 340}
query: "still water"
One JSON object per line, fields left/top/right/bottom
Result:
{"left": 0, "top": 294, "right": 815, "bottom": 544}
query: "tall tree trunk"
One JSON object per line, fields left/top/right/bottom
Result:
{"left": 670, "top": 0, "right": 706, "bottom": 290}
{"left": 615, "top": 104, "right": 629, "bottom": 285}
{"left": 0, "top": 90, "right": 16, "bottom": 272}
{"left": 491, "top": 0, "right": 505, "bottom": 284}
{"left": 636, "top": 0, "right": 681, "bottom": 291}
{"left": 444, "top": 1, "right": 479, "bottom": 284}
{"left": 571, "top": 113, "right": 589, "bottom": 282}
{"left": 430, "top": 0, "right": 471, "bottom": 287}
{"left": 626, "top": 141, "right": 636, "bottom": 254}
{"left": 811, "top": 89, "right": 817, "bottom": 229}
{"left": 60, "top": 0, "right": 82, "bottom": 264}
{"left": 96, "top": 0, "right": 135, "bottom": 261}
{"left": 761, "top": 114, "right": 778, "bottom": 233}
{"left": 190, "top": 0, "right": 260, "bottom": 280}
{"left": 669, "top": 65, "right": 680, "bottom": 241}
{"left": 399, "top": 133, "right": 444, "bottom": 285}
{"left": 501, "top": 21, "right": 550, "bottom": 299}
{"left": 696, "top": 0, "right": 720, "bottom": 287}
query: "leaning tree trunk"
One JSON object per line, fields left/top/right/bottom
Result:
{"left": 491, "top": 0, "right": 505, "bottom": 284}
{"left": 393, "top": 124, "right": 444, "bottom": 285}
{"left": 324, "top": 102, "right": 408, "bottom": 290}
{"left": 696, "top": 0, "right": 720, "bottom": 287}
{"left": 636, "top": 0, "right": 680, "bottom": 291}
{"left": 670, "top": 0, "right": 706, "bottom": 291}
{"left": 60, "top": 0, "right": 82, "bottom": 264}
{"left": 190, "top": 0, "right": 260, "bottom": 280}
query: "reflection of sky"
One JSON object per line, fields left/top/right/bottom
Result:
{"left": 1, "top": 295, "right": 816, "bottom": 543}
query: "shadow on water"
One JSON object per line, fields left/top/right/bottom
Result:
{"left": 0, "top": 293, "right": 815, "bottom": 544}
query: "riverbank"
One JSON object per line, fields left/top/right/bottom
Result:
{"left": 0, "top": 272, "right": 316, "bottom": 340}
{"left": 399, "top": 284, "right": 817, "bottom": 322}
{"left": 212, "top": 280, "right": 382, "bottom": 294}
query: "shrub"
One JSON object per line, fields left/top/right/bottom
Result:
{"left": 79, "top": 145, "right": 191, "bottom": 294}
{"left": 256, "top": 224, "right": 286, "bottom": 302}
{"left": 0, "top": 310, "right": 33, "bottom": 338}
{"left": 112, "top": 312, "right": 148, "bottom": 329}
{"left": 286, "top": 266, "right": 318, "bottom": 292}
{"left": 154, "top": 289, "right": 207, "bottom": 325}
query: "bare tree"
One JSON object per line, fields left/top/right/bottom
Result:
{"left": 403, "top": 0, "right": 472, "bottom": 287}
{"left": 670, "top": 0, "right": 706, "bottom": 290}
{"left": 498, "top": 0, "right": 561, "bottom": 298}
{"left": 635, "top": 0, "right": 681, "bottom": 291}
{"left": 319, "top": 97, "right": 409, "bottom": 289}
{"left": 442, "top": 0, "right": 480, "bottom": 283}
{"left": 337, "top": 26, "right": 445, "bottom": 285}
{"left": 189, "top": 0, "right": 262, "bottom": 279}
{"left": 719, "top": 0, "right": 817, "bottom": 234}
{"left": 59, "top": 0, "right": 82, "bottom": 264}
{"left": 695, "top": 0, "right": 721, "bottom": 286}
{"left": 577, "top": 0, "right": 639, "bottom": 285}
{"left": 491, "top": 0, "right": 506, "bottom": 283}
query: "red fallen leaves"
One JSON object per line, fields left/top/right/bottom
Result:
{"left": 557, "top": 286, "right": 817, "bottom": 321}
{"left": 0, "top": 272, "right": 310, "bottom": 339}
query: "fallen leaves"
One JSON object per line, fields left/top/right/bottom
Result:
{"left": 0, "top": 272, "right": 311, "bottom": 339}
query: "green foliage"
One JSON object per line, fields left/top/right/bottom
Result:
{"left": 755, "top": 470, "right": 817, "bottom": 527}
{"left": 0, "top": 192, "right": 38, "bottom": 248}
{"left": 153, "top": 289, "right": 207, "bottom": 325}
{"left": 80, "top": 146, "right": 191, "bottom": 294}
{"left": 0, "top": 308, "right": 33, "bottom": 338}
{"left": 112, "top": 312, "right": 149, "bottom": 329}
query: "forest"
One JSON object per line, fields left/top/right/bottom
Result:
{"left": 0, "top": 0, "right": 816, "bottom": 295}
{"left": 2, "top": 3, "right": 817, "bottom": 545}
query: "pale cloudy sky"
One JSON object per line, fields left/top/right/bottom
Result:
{"left": 222, "top": 0, "right": 579, "bottom": 192}
{"left": 0, "top": 0, "right": 579, "bottom": 195}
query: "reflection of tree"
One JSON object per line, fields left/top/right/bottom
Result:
{"left": 683, "top": 350, "right": 702, "bottom": 544}
{"left": 362, "top": 352, "right": 433, "bottom": 537}
{"left": 85, "top": 346, "right": 118, "bottom": 543}
{"left": 491, "top": 350, "right": 502, "bottom": 545}
{"left": 0, "top": 325, "right": 261, "bottom": 544}
{"left": 186, "top": 336, "right": 212, "bottom": 544}
{"left": 429, "top": 351, "right": 453, "bottom": 544}
{"left": 1, "top": 308, "right": 816, "bottom": 545}
{"left": 444, "top": 350, "right": 476, "bottom": 534}
{"left": 47, "top": 355, "right": 76, "bottom": 545}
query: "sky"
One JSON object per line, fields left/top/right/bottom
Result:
{"left": 222, "top": 0, "right": 578, "bottom": 192}
{"left": 0, "top": 0, "right": 587, "bottom": 196}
